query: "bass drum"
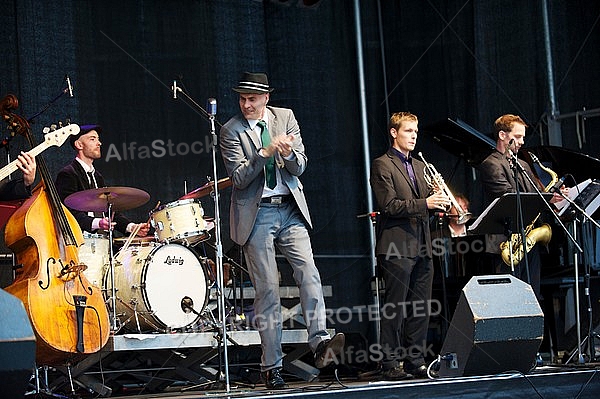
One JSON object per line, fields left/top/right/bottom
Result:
{"left": 105, "top": 243, "right": 209, "bottom": 332}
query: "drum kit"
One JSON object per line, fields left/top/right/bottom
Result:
{"left": 64, "top": 178, "right": 232, "bottom": 334}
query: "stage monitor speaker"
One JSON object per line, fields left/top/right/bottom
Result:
{"left": 0, "top": 288, "right": 36, "bottom": 398}
{"left": 439, "top": 274, "right": 543, "bottom": 378}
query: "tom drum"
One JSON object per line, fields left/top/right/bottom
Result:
{"left": 150, "top": 199, "right": 208, "bottom": 245}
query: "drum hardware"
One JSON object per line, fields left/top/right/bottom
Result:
{"left": 179, "top": 177, "right": 232, "bottom": 201}
{"left": 65, "top": 185, "right": 151, "bottom": 332}
{"left": 110, "top": 295, "right": 162, "bottom": 334}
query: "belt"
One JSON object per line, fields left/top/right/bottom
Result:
{"left": 261, "top": 195, "right": 292, "bottom": 204}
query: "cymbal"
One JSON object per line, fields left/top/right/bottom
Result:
{"left": 65, "top": 186, "right": 150, "bottom": 212}
{"left": 179, "top": 177, "right": 232, "bottom": 200}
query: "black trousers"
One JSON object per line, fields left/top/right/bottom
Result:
{"left": 378, "top": 254, "right": 434, "bottom": 370}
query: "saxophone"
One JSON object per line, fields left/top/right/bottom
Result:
{"left": 500, "top": 153, "right": 555, "bottom": 267}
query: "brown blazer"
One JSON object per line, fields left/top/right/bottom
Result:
{"left": 370, "top": 149, "right": 432, "bottom": 259}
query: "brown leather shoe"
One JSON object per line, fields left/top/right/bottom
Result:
{"left": 381, "top": 366, "right": 413, "bottom": 381}
{"left": 314, "top": 333, "right": 345, "bottom": 368}
{"left": 262, "top": 367, "right": 288, "bottom": 389}
{"left": 405, "top": 364, "right": 437, "bottom": 379}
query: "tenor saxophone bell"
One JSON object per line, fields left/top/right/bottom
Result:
{"left": 500, "top": 223, "right": 552, "bottom": 267}
{"left": 499, "top": 152, "right": 557, "bottom": 267}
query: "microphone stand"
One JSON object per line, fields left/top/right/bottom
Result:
{"left": 508, "top": 151, "right": 530, "bottom": 279}
{"left": 356, "top": 211, "right": 381, "bottom": 345}
{"left": 551, "top": 186, "right": 600, "bottom": 364}
{"left": 27, "top": 78, "right": 73, "bottom": 123}
{"left": 509, "top": 152, "right": 582, "bottom": 250}
{"left": 510, "top": 154, "right": 594, "bottom": 363}
{"left": 172, "top": 85, "right": 230, "bottom": 392}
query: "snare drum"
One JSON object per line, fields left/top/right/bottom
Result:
{"left": 104, "top": 243, "right": 209, "bottom": 332}
{"left": 150, "top": 199, "right": 208, "bottom": 245}
{"left": 79, "top": 232, "right": 110, "bottom": 287}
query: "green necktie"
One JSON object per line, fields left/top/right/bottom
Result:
{"left": 258, "top": 120, "right": 277, "bottom": 189}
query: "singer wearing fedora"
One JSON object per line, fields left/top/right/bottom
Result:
{"left": 219, "top": 72, "right": 344, "bottom": 389}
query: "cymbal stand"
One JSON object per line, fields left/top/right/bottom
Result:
{"left": 172, "top": 85, "right": 230, "bottom": 391}
{"left": 201, "top": 240, "right": 251, "bottom": 328}
{"left": 105, "top": 201, "right": 119, "bottom": 332}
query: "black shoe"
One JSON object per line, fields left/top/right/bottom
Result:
{"left": 262, "top": 367, "right": 288, "bottom": 389}
{"left": 314, "top": 333, "right": 345, "bottom": 368}
{"left": 405, "top": 364, "right": 437, "bottom": 379}
{"left": 381, "top": 366, "right": 413, "bottom": 381}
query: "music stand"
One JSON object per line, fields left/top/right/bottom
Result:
{"left": 555, "top": 179, "right": 600, "bottom": 364}
{"left": 468, "top": 193, "right": 553, "bottom": 275}
{"left": 558, "top": 179, "right": 600, "bottom": 220}
{"left": 468, "top": 193, "right": 553, "bottom": 236}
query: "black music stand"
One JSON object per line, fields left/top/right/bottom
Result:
{"left": 468, "top": 193, "right": 553, "bottom": 236}
{"left": 468, "top": 192, "right": 552, "bottom": 288}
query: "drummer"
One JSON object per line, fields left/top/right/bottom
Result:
{"left": 55, "top": 125, "right": 150, "bottom": 237}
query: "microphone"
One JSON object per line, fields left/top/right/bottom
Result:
{"left": 507, "top": 138, "right": 515, "bottom": 153}
{"left": 172, "top": 80, "right": 178, "bottom": 99}
{"left": 506, "top": 139, "right": 517, "bottom": 160}
{"left": 181, "top": 296, "right": 200, "bottom": 315}
{"left": 207, "top": 98, "right": 217, "bottom": 116}
{"left": 549, "top": 176, "right": 566, "bottom": 193}
{"left": 65, "top": 75, "right": 73, "bottom": 97}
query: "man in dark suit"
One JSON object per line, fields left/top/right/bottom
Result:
{"left": 477, "top": 114, "right": 558, "bottom": 300}
{"left": 219, "top": 72, "right": 344, "bottom": 389}
{"left": 55, "top": 125, "right": 149, "bottom": 236}
{"left": 370, "top": 112, "right": 450, "bottom": 379}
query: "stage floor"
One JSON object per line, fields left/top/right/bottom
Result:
{"left": 36, "top": 365, "right": 600, "bottom": 399}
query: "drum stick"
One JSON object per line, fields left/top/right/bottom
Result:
{"left": 120, "top": 201, "right": 159, "bottom": 254}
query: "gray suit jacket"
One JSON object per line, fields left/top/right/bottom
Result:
{"left": 219, "top": 106, "right": 312, "bottom": 246}
{"left": 370, "top": 149, "right": 432, "bottom": 258}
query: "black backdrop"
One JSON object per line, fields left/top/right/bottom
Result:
{"left": 1, "top": 0, "right": 599, "bottom": 342}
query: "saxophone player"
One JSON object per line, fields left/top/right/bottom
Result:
{"left": 477, "top": 114, "right": 565, "bottom": 301}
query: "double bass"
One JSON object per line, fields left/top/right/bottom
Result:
{"left": 2, "top": 94, "right": 110, "bottom": 365}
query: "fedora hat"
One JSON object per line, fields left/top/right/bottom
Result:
{"left": 70, "top": 124, "right": 102, "bottom": 149}
{"left": 232, "top": 72, "right": 274, "bottom": 94}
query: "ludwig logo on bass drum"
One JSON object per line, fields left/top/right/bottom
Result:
{"left": 164, "top": 256, "right": 184, "bottom": 265}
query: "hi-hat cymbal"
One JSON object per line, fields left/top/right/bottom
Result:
{"left": 179, "top": 177, "right": 232, "bottom": 200}
{"left": 65, "top": 186, "right": 150, "bottom": 212}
